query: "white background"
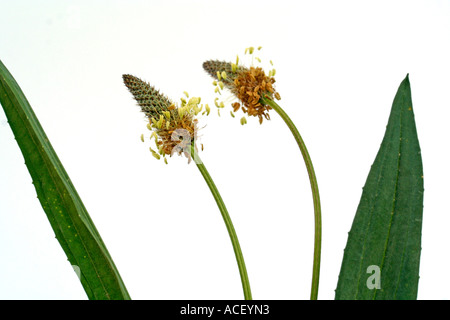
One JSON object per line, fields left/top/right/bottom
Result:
{"left": 0, "top": 0, "right": 449, "bottom": 300}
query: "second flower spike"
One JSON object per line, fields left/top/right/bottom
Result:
{"left": 202, "top": 48, "right": 322, "bottom": 300}
{"left": 202, "top": 49, "right": 281, "bottom": 124}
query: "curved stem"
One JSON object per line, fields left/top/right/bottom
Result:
{"left": 191, "top": 145, "right": 252, "bottom": 300}
{"left": 261, "top": 97, "right": 322, "bottom": 300}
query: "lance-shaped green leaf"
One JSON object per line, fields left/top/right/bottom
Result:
{"left": 335, "top": 74, "right": 424, "bottom": 300}
{"left": 0, "top": 60, "right": 130, "bottom": 300}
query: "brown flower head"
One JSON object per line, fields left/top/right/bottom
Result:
{"left": 202, "top": 47, "right": 281, "bottom": 124}
{"left": 123, "top": 74, "right": 208, "bottom": 163}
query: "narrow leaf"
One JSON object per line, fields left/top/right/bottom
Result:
{"left": 0, "top": 60, "right": 130, "bottom": 300}
{"left": 335, "top": 74, "right": 424, "bottom": 300}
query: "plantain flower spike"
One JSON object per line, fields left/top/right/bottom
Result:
{"left": 203, "top": 47, "right": 281, "bottom": 124}
{"left": 123, "top": 74, "right": 206, "bottom": 163}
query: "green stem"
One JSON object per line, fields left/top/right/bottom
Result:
{"left": 261, "top": 97, "right": 322, "bottom": 300}
{"left": 191, "top": 145, "right": 252, "bottom": 300}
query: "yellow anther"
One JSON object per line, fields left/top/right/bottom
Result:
{"left": 140, "top": 134, "right": 145, "bottom": 142}
{"left": 163, "top": 111, "right": 171, "bottom": 119}
{"left": 236, "top": 55, "right": 239, "bottom": 65}
{"left": 180, "top": 97, "right": 187, "bottom": 106}
{"left": 218, "top": 81, "right": 224, "bottom": 90}
{"left": 219, "top": 101, "right": 225, "bottom": 108}
{"left": 212, "top": 80, "right": 217, "bottom": 86}
{"left": 230, "top": 111, "right": 235, "bottom": 118}
{"left": 205, "top": 104, "right": 211, "bottom": 115}
{"left": 157, "top": 115, "right": 164, "bottom": 129}
{"left": 270, "top": 60, "right": 274, "bottom": 66}
{"left": 183, "top": 91, "right": 189, "bottom": 98}
{"left": 193, "top": 105, "right": 200, "bottom": 115}
{"left": 231, "top": 63, "right": 237, "bottom": 73}
{"left": 258, "top": 46, "right": 262, "bottom": 50}
{"left": 240, "top": 117, "right": 247, "bottom": 125}
{"left": 255, "top": 57, "right": 261, "bottom": 63}
{"left": 152, "top": 152, "right": 161, "bottom": 160}
{"left": 188, "top": 97, "right": 201, "bottom": 106}
{"left": 178, "top": 107, "right": 185, "bottom": 118}
{"left": 149, "top": 147, "right": 160, "bottom": 160}
{"left": 214, "top": 98, "right": 220, "bottom": 108}
{"left": 147, "top": 122, "right": 153, "bottom": 130}
{"left": 164, "top": 157, "right": 168, "bottom": 164}
{"left": 216, "top": 71, "right": 221, "bottom": 80}
{"left": 221, "top": 71, "right": 227, "bottom": 79}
